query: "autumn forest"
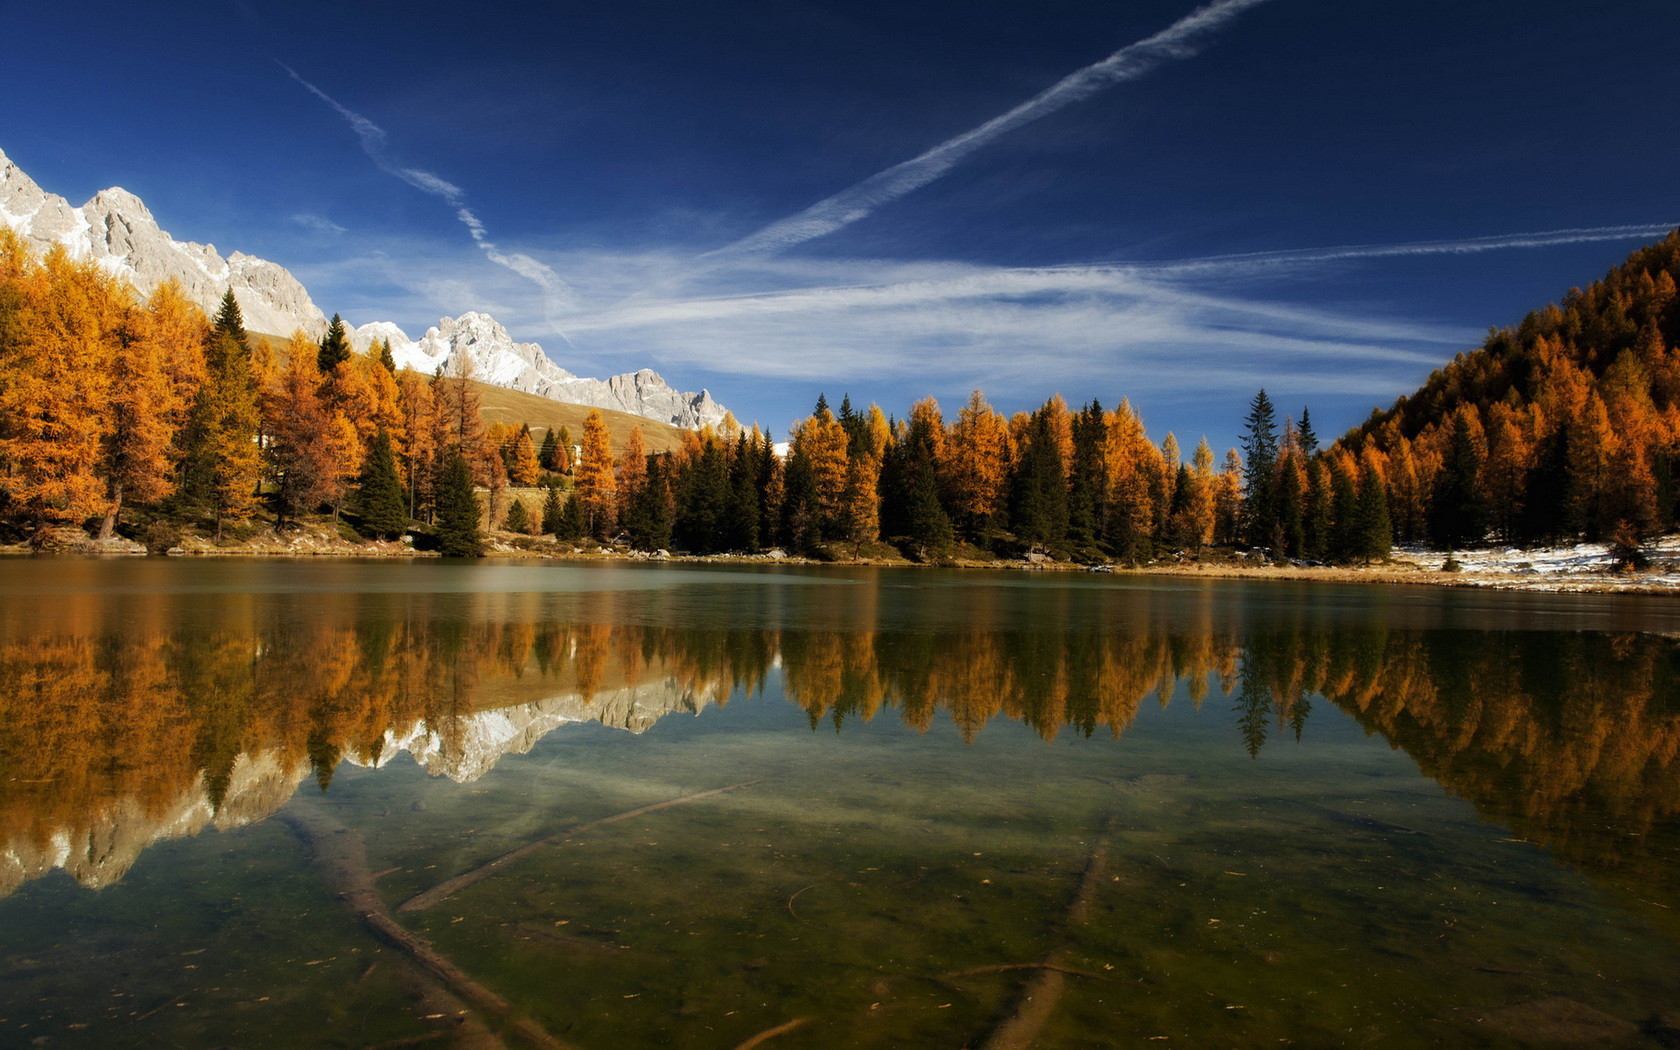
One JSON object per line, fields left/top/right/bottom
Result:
{"left": 3, "top": 226, "right": 1680, "bottom": 562}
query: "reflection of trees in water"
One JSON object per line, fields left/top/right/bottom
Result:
{"left": 3, "top": 589, "right": 1679, "bottom": 895}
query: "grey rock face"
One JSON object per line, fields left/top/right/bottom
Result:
{"left": 2, "top": 146, "right": 728, "bottom": 429}
{"left": 353, "top": 312, "right": 730, "bottom": 429}
{"left": 0, "top": 146, "right": 328, "bottom": 338}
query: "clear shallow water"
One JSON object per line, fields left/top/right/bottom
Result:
{"left": 1, "top": 558, "right": 1678, "bottom": 1049}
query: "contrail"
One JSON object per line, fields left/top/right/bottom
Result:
{"left": 278, "top": 62, "right": 576, "bottom": 327}
{"left": 707, "top": 0, "right": 1275, "bottom": 261}
{"left": 1143, "top": 223, "right": 1680, "bottom": 275}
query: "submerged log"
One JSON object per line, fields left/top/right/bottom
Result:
{"left": 281, "top": 804, "right": 573, "bottom": 1050}
{"left": 731, "top": 1017, "right": 809, "bottom": 1049}
{"left": 975, "top": 814, "right": 1118, "bottom": 1050}
{"left": 398, "top": 781, "right": 761, "bottom": 913}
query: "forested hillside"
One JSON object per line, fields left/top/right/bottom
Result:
{"left": 1334, "top": 230, "right": 1680, "bottom": 546}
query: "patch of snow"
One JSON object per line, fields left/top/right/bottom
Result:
{"left": 1390, "top": 536, "right": 1680, "bottom": 591}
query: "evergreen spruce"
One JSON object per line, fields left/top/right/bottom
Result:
{"left": 1429, "top": 414, "right": 1485, "bottom": 548}
{"left": 434, "top": 451, "right": 483, "bottom": 556}
{"left": 724, "top": 436, "right": 761, "bottom": 550}
{"left": 317, "top": 313, "right": 351, "bottom": 373}
{"left": 1011, "top": 411, "right": 1068, "bottom": 549}
{"left": 503, "top": 497, "right": 532, "bottom": 534}
{"left": 212, "top": 290, "right": 248, "bottom": 348}
{"left": 559, "top": 491, "right": 586, "bottom": 540}
{"left": 1355, "top": 468, "right": 1392, "bottom": 563}
{"left": 541, "top": 483, "right": 564, "bottom": 535}
{"left": 626, "top": 457, "right": 674, "bottom": 551}
{"left": 356, "top": 430, "right": 409, "bottom": 539}
{"left": 538, "top": 428, "right": 559, "bottom": 473}
{"left": 1297, "top": 407, "right": 1318, "bottom": 456}
{"left": 1303, "top": 458, "right": 1332, "bottom": 561}
{"left": 1240, "top": 389, "right": 1280, "bottom": 548}
{"left": 1328, "top": 466, "right": 1359, "bottom": 563}
{"left": 677, "top": 441, "right": 729, "bottom": 551}
{"left": 377, "top": 338, "right": 396, "bottom": 373}
{"left": 1067, "top": 403, "right": 1105, "bottom": 547}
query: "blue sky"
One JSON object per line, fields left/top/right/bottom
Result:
{"left": 5, "top": 0, "right": 1677, "bottom": 453}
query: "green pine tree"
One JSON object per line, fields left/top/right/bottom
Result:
{"left": 356, "top": 430, "right": 409, "bottom": 539}
{"left": 1240, "top": 389, "right": 1280, "bottom": 548}
{"left": 541, "top": 483, "right": 564, "bottom": 535}
{"left": 538, "top": 428, "right": 560, "bottom": 473}
{"left": 377, "top": 338, "right": 396, "bottom": 373}
{"left": 1429, "top": 414, "right": 1484, "bottom": 548}
{"left": 317, "top": 313, "right": 351, "bottom": 373}
{"left": 434, "top": 451, "right": 483, "bottom": 556}
{"left": 1355, "top": 468, "right": 1392, "bottom": 563}
{"left": 503, "top": 497, "right": 532, "bottom": 534}
{"left": 559, "top": 491, "right": 586, "bottom": 540}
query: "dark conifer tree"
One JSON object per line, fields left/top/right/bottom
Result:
{"left": 538, "top": 428, "right": 559, "bottom": 474}
{"left": 1067, "top": 402, "right": 1105, "bottom": 547}
{"left": 1355, "top": 468, "right": 1392, "bottom": 563}
{"left": 1519, "top": 429, "right": 1569, "bottom": 543}
{"left": 1277, "top": 455, "right": 1305, "bottom": 557}
{"left": 434, "top": 451, "right": 483, "bottom": 557}
{"left": 356, "top": 430, "right": 409, "bottom": 539}
{"left": 781, "top": 443, "right": 819, "bottom": 553}
{"left": 317, "top": 313, "right": 351, "bottom": 373}
{"left": 559, "top": 491, "right": 586, "bottom": 540}
{"left": 1328, "top": 466, "right": 1359, "bottom": 564}
{"left": 837, "top": 394, "right": 868, "bottom": 455}
{"left": 677, "top": 440, "right": 729, "bottom": 551}
{"left": 1297, "top": 406, "right": 1318, "bottom": 456}
{"left": 626, "top": 456, "right": 674, "bottom": 551}
{"left": 1429, "top": 414, "right": 1485, "bottom": 548}
{"left": 1303, "top": 457, "right": 1332, "bottom": 561}
{"left": 503, "top": 497, "right": 532, "bottom": 534}
{"left": 1240, "top": 389, "right": 1280, "bottom": 547}
{"left": 541, "top": 483, "right": 564, "bottom": 535}
{"left": 1011, "top": 410, "right": 1068, "bottom": 549}
{"left": 213, "top": 290, "right": 248, "bottom": 349}
{"left": 757, "top": 430, "right": 780, "bottom": 545}
{"left": 724, "top": 434, "right": 760, "bottom": 550}
{"left": 377, "top": 338, "right": 396, "bottom": 373}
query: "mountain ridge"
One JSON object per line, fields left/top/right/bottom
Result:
{"left": 0, "top": 145, "right": 728, "bottom": 429}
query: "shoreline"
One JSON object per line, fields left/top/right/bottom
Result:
{"left": 6, "top": 528, "right": 1679, "bottom": 596}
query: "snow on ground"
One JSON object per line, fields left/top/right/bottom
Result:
{"left": 1388, "top": 536, "right": 1680, "bottom": 591}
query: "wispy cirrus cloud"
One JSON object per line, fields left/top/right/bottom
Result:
{"left": 707, "top": 0, "right": 1276, "bottom": 261}
{"left": 289, "top": 212, "right": 346, "bottom": 234}
{"left": 290, "top": 219, "right": 1671, "bottom": 433}
{"left": 277, "top": 62, "right": 575, "bottom": 325}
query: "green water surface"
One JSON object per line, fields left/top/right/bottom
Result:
{"left": 1, "top": 558, "right": 1677, "bottom": 1048}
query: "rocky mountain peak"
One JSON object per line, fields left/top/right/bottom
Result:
{"left": 1, "top": 146, "right": 730, "bottom": 430}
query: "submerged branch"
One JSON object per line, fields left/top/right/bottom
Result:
{"left": 975, "top": 813, "right": 1118, "bottom": 1050}
{"left": 281, "top": 804, "right": 572, "bottom": 1050}
{"left": 731, "top": 1017, "right": 809, "bottom": 1049}
{"left": 398, "top": 781, "right": 761, "bottom": 913}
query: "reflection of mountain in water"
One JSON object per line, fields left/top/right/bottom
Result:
{"left": 0, "top": 612, "right": 730, "bottom": 898}
{"left": 3, "top": 583, "right": 1678, "bottom": 902}
{"left": 1, "top": 677, "right": 721, "bottom": 897}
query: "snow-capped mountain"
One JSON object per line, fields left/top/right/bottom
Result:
{"left": 0, "top": 146, "right": 729, "bottom": 430}
{"left": 0, "top": 147, "right": 328, "bottom": 338}
{"left": 0, "top": 676, "right": 723, "bottom": 898}
{"left": 351, "top": 312, "right": 729, "bottom": 429}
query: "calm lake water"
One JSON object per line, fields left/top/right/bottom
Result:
{"left": 2, "top": 558, "right": 1678, "bottom": 1049}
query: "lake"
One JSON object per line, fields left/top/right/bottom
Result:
{"left": 2, "top": 558, "right": 1678, "bottom": 1049}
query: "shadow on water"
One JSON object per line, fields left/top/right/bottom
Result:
{"left": 1, "top": 558, "right": 1679, "bottom": 1047}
